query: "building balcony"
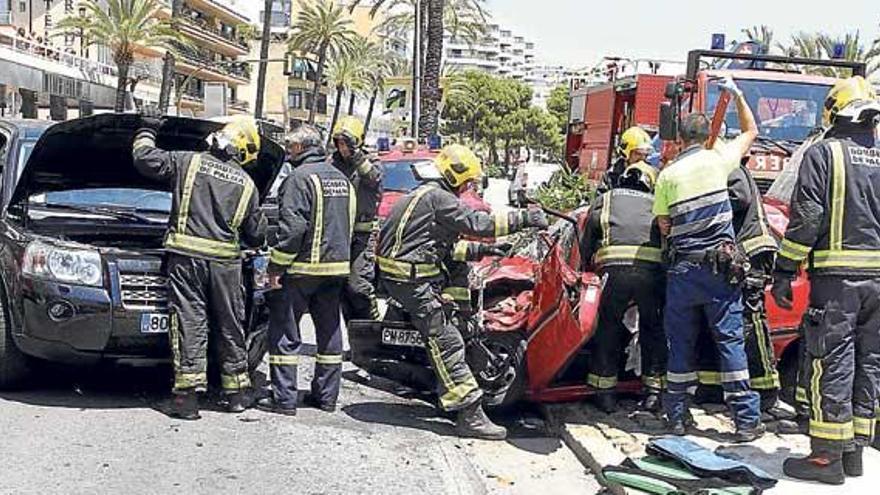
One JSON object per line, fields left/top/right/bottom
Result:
{"left": 173, "top": 43, "right": 250, "bottom": 85}
{"left": 175, "top": 4, "right": 251, "bottom": 56}
{"left": 160, "top": 0, "right": 249, "bottom": 26}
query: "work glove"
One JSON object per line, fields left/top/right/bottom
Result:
{"left": 770, "top": 272, "right": 794, "bottom": 310}
{"left": 475, "top": 241, "right": 513, "bottom": 258}
{"left": 139, "top": 104, "right": 164, "bottom": 131}
{"left": 519, "top": 208, "right": 549, "bottom": 230}
{"left": 717, "top": 75, "right": 743, "bottom": 98}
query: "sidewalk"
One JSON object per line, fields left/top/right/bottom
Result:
{"left": 544, "top": 399, "right": 880, "bottom": 494}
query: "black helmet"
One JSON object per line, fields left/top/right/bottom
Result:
{"left": 617, "top": 162, "right": 657, "bottom": 193}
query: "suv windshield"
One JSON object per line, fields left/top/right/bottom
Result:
{"left": 29, "top": 188, "right": 172, "bottom": 212}
{"left": 706, "top": 79, "right": 832, "bottom": 142}
{"left": 383, "top": 160, "right": 425, "bottom": 192}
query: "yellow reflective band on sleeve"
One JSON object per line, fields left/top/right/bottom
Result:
{"left": 353, "top": 221, "right": 377, "bottom": 233}
{"left": 494, "top": 211, "right": 509, "bottom": 237}
{"left": 829, "top": 141, "right": 846, "bottom": 251}
{"left": 133, "top": 135, "right": 155, "bottom": 150}
{"left": 166, "top": 233, "right": 240, "bottom": 259}
{"left": 697, "top": 371, "right": 722, "bottom": 385}
{"left": 315, "top": 354, "right": 343, "bottom": 365}
{"left": 439, "top": 376, "right": 480, "bottom": 410}
{"left": 586, "top": 374, "right": 618, "bottom": 390}
{"left": 391, "top": 186, "right": 432, "bottom": 258}
{"left": 174, "top": 371, "right": 208, "bottom": 391}
{"left": 268, "top": 354, "right": 300, "bottom": 365}
{"left": 177, "top": 154, "right": 202, "bottom": 233}
{"left": 779, "top": 238, "right": 811, "bottom": 262}
{"left": 595, "top": 245, "right": 663, "bottom": 265}
{"left": 854, "top": 416, "right": 875, "bottom": 438}
{"left": 309, "top": 175, "right": 324, "bottom": 264}
{"left": 452, "top": 240, "right": 470, "bottom": 262}
{"left": 357, "top": 159, "right": 374, "bottom": 175}
{"left": 289, "top": 261, "right": 350, "bottom": 276}
{"left": 810, "top": 419, "right": 854, "bottom": 441}
{"left": 270, "top": 248, "right": 296, "bottom": 266}
{"left": 742, "top": 234, "right": 778, "bottom": 255}
{"left": 376, "top": 256, "right": 441, "bottom": 280}
{"left": 348, "top": 182, "right": 357, "bottom": 236}
{"left": 442, "top": 286, "right": 470, "bottom": 302}
{"left": 231, "top": 178, "right": 255, "bottom": 230}
{"left": 813, "top": 250, "right": 880, "bottom": 269}
{"left": 220, "top": 372, "right": 252, "bottom": 391}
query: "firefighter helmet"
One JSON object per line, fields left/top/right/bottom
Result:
{"left": 617, "top": 127, "right": 654, "bottom": 159}
{"left": 435, "top": 144, "right": 482, "bottom": 188}
{"left": 823, "top": 76, "right": 880, "bottom": 126}
{"left": 618, "top": 162, "right": 657, "bottom": 192}
{"left": 210, "top": 116, "right": 261, "bottom": 165}
{"left": 333, "top": 116, "right": 366, "bottom": 148}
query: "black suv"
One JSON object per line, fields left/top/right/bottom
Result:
{"left": 0, "top": 114, "right": 283, "bottom": 387}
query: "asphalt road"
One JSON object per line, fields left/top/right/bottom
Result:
{"left": 0, "top": 355, "right": 596, "bottom": 495}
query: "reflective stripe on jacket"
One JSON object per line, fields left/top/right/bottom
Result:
{"left": 132, "top": 129, "right": 265, "bottom": 261}
{"left": 777, "top": 132, "right": 880, "bottom": 276}
{"left": 270, "top": 149, "right": 355, "bottom": 277}
{"left": 581, "top": 187, "right": 663, "bottom": 270}
{"left": 728, "top": 166, "right": 778, "bottom": 259}
{"left": 332, "top": 151, "right": 383, "bottom": 234}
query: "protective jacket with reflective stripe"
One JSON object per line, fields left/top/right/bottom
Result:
{"left": 132, "top": 129, "right": 265, "bottom": 261}
{"left": 580, "top": 187, "right": 663, "bottom": 271}
{"left": 776, "top": 129, "right": 880, "bottom": 277}
{"left": 332, "top": 151, "right": 382, "bottom": 234}
{"left": 377, "top": 181, "right": 517, "bottom": 281}
{"left": 269, "top": 149, "right": 355, "bottom": 277}
{"left": 728, "top": 165, "right": 778, "bottom": 259}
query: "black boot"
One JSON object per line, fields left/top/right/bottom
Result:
{"left": 455, "top": 401, "right": 507, "bottom": 440}
{"left": 783, "top": 449, "right": 844, "bottom": 485}
{"left": 594, "top": 392, "right": 618, "bottom": 414}
{"left": 640, "top": 393, "right": 662, "bottom": 414}
{"left": 732, "top": 422, "right": 766, "bottom": 443}
{"left": 666, "top": 407, "right": 696, "bottom": 436}
{"left": 256, "top": 396, "right": 298, "bottom": 416}
{"left": 225, "top": 392, "right": 252, "bottom": 413}
{"left": 302, "top": 392, "right": 336, "bottom": 413}
{"left": 843, "top": 446, "right": 863, "bottom": 477}
{"left": 169, "top": 390, "right": 200, "bottom": 420}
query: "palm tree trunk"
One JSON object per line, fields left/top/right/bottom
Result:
{"left": 419, "top": 0, "right": 444, "bottom": 140}
{"left": 347, "top": 91, "right": 356, "bottom": 115}
{"left": 158, "top": 0, "right": 182, "bottom": 113}
{"left": 254, "top": 0, "right": 273, "bottom": 120}
{"left": 363, "top": 87, "right": 378, "bottom": 136}
{"left": 328, "top": 85, "right": 344, "bottom": 146}
{"left": 115, "top": 61, "right": 131, "bottom": 113}
{"left": 308, "top": 44, "right": 328, "bottom": 124}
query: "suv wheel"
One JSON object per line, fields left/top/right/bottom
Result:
{"left": 0, "top": 291, "right": 31, "bottom": 389}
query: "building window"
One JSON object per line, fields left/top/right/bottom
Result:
{"left": 288, "top": 89, "right": 303, "bottom": 109}
{"left": 19, "top": 1, "right": 26, "bottom": 13}
{"left": 451, "top": 49, "right": 462, "bottom": 58}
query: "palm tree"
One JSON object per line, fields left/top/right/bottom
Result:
{"left": 158, "top": 0, "right": 183, "bottom": 113}
{"left": 55, "top": 0, "right": 184, "bottom": 112}
{"left": 288, "top": 0, "right": 358, "bottom": 125}
{"left": 363, "top": 47, "right": 405, "bottom": 136}
{"left": 254, "top": 0, "right": 274, "bottom": 120}
{"left": 420, "top": 0, "right": 444, "bottom": 139}
{"left": 779, "top": 31, "right": 877, "bottom": 77}
{"left": 742, "top": 25, "right": 773, "bottom": 54}
{"left": 325, "top": 37, "right": 371, "bottom": 144}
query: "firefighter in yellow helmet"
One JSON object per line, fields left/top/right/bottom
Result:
{"left": 330, "top": 116, "right": 383, "bottom": 321}
{"left": 772, "top": 76, "right": 880, "bottom": 484}
{"left": 599, "top": 126, "right": 655, "bottom": 194}
{"left": 133, "top": 112, "right": 266, "bottom": 420}
{"left": 377, "top": 144, "right": 548, "bottom": 440}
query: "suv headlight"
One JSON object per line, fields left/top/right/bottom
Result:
{"left": 22, "top": 241, "right": 103, "bottom": 287}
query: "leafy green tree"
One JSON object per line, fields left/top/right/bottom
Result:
{"left": 55, "top": 0, "right": 184, "bottom": 112}
{"left": 288, "top": 0, "right": 359, "bottom": 124}
{"left": 546, "top": 84, "right": 569, "bottom": 134}
{"left": 742, "top": 25, "right": 774, "bottom": 53}
{"left": 777, "top": 31, "right": 879, "bottom": 77}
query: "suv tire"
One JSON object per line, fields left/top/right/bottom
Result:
{"left": 0, "top": 289, "right": 31, "bottom": 389}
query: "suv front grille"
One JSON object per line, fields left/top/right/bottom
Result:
{"left": 119, "top": 273, "right": 169, "bottom": 311}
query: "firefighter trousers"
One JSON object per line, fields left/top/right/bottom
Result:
{"left": 802, "top": 276, "right": 880, "bottom": 449}
{"left": 663, "top": 261, "right": 761, "bottom": 429}
{"left": 382, "top": 278, "right": 483, "bottom": 411}
{"left": 342, "top": 233, "right": 380, "bottom": 321}
{"left": 696, "top": 276, "right": 780, "bottom": 406}
{"left": 167, "top": 254, "right": 251, "bottom": 394}
{"left": 268, "top": 276, "right": 345, "bottom": 408}
{"left": 586, "top": 267, "right": 667, "bottom": 393}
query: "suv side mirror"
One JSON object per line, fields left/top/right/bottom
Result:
{"left": 659, "top": 102, "right": 678, "bottom": 141}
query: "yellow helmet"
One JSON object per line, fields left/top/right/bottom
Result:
{"left": 333, "top": 115, "right": 365, "bottom": 148}
{"left": 823, "top": 76, "right": 879, "bottom": 126}
{"left": 435, "top": 144, "right": 482, "bottom": 188}
{"left": 617, "top": 127, "right": 654, "bottom": 159}
{"left": 213, "top": 116, "right": 261, "bottom": 165}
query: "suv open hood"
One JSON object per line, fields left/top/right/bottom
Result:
{"left": 11, "top": 114, "right": 285, "bottom": 206}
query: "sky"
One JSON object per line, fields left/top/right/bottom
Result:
{"left": 487, "top": 0, "right": 879, "bottom": 69}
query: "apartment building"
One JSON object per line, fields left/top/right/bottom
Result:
{"left": 443, "top": 22, "right": 535, "bottom": 80}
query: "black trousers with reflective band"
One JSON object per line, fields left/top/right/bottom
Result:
{"left": 341, "top": 233, "right": 379, "bottom": 320}
{"left": 801, "top": 276, "right": 880, "bottom": 449}
{"left": 586, "top": 266, "right": 667, "bottom": 392}
{"left": 268, "top": 276, "right": 344, "bottom": 408}
{"left": 167, "top": 254, "right": 250, "bottom": 393}
{"left": 382, "top": 278, "right": 482, "bottom": 411}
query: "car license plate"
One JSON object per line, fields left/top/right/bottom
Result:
{"left": 381, "top": 328, "right": 423, "bottom": 348}
{"left": 140, "top": 313, "right": 170, "bottom": 334}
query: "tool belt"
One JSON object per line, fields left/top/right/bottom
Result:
{"left": 672, "top": 242, "right": 750, "bottom": 286}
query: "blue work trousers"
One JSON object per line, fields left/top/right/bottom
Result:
{"left": 664, "top": 261, "right": 761, "bottom": 429}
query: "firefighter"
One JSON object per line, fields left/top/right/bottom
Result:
{"left": 331, "top": 116, "right": 383, "bottom": 321}
{"left": 133, "top": 114, "right": 266, "bottom": 420}
{"left": 598, "top": 126, "right": 656, "bottom": 194}
{"left": 653, "top": 76, "right": 765, "bottom": 442}
{"left": 580, "top": 163, "right": 666, "bottom": 414}
{"left": 257, "top": 124, "right": 354, "bottom": 416}
{"left": 772, "top": 76, "right": 880, "bottom": 485}
{"left": 377, "top": 144, "right": 548, "bottom": 440}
